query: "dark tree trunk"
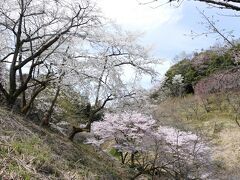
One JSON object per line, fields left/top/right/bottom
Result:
{"left": 131, "top": 153, "right": 135, "bottom": 167}
{"left": 69, "top": 113, "right": 96, "bottom": 141}
{"left": 21, "top": 84, "right": 46, "bottom": 114}
{"left": 41, "top": 86, "right": 60, "bottom": 126}
{"left": 120, "top": 152, "right": 128, "bottom": 164}
{"left": 68, "top": 126, "right": 89, "bottom": 141}
{"left": 7, "top": 95, "right": 17, "bottom": 108}
{"left": 18, "top": 48, "right": 27, "bottom": 108}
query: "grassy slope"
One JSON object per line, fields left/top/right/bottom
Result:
{"left": 0, "top": 107, "right": 131, "bottom": 179}
{"left": 154, "top": 91, "right": 240, "bottom": 177}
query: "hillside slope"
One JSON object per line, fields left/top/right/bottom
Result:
{"left": 154, "top": 91, "right": 240, "bottom": 178}
{"left": 162, "top": 45, "right": 240, "bottom": 96}
{"left": 0, "top": 107, "right": 131, "bottom": 179}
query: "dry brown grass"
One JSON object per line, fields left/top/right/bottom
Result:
{"left": 154, "top": 91, "right": 240, "bottom": 177}
{"left": 0, "top": 106, "right": 130, "bottom": 179}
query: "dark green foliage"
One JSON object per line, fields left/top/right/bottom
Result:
{"left": 204, "top": 52, "right": 234, "bottom": 76}
{"left": 166, "top": 59, "right": 197, "bottom": 84}
{"left": 92, "top": 111, "right": 104, "bottom": 122}
{"left": 165, "top": 59, "right": 198, "bottom": 85}
{"left": 162, "top": 45, "right": 238, "bottom": 96}
{"left": 164, "top": 59, "right": 197, "bottom": 96}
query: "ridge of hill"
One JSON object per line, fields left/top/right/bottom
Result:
{"left": 162, "top": 45, "right": 240, "bottom": 96}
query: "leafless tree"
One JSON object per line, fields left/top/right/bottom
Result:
{"left": 226, "top": 91, "right": 240, "bottom": 127}
{"left": 139, "top": 0, "right": 239, "bottom": 47}
{"left": 139, "top": 0, "right": 240, "bottom": 12}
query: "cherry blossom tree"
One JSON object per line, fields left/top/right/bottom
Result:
{"left": 66, "top": 24, "right": 161, "bottom": 140}
{"left": 0, "top": 64, "right": 4, "bottom": 85}
{"left": 0, "top": 0, "right": 100, "bottom": 107}
{"left": 87, "top": 112, "right": 156, "bottom": 166}
{"left": 87, "top": 112, "right": 213, "bottom": 179}
{"left": 194, "top": 68, "right": 240, "bottom": 95}
{"left": 144, "top": 127, "right": 212, "bottom": 179}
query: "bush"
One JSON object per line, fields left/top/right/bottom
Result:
{"left": 205, "top": 52, "right": 234, "bottom": 75}
{"left": 165, "top": 59, "right": 197, "bottom": 85}
{"left": 164, "top": 59, "right": 197, "bottom": 96}
{"left": 162, "top": 46, "right": 238, "bottom": 96}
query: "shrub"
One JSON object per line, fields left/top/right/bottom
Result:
{"left": 162, "top": 46, "right": 238, "bottom": 96}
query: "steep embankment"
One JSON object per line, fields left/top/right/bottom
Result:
{"left": 0, "top": 107, "right": 130, "bottom": 179}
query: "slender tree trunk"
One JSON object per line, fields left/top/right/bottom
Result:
{"left": 0, "top": 83, "right": 9, "bottom": 100}
{"left": 120, "top": 152, "right": 128, "bottom": 164}
{"left": 131, "top": 153, "right": 135, "bottom": 167}
{"left": 21, "top": 85, "right": 46, "bottom": 114}
{"left": 18, "top": 49, "right": 27, "bottom": 108}
{"left": 41, "top": 86, "right": 60, "bottom": 126}
{"left": 94, "top": 57, "right": 108, "bottom": 106}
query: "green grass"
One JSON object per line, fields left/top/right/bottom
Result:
{"left": 7, "top": 162, "right": 32, "bottom": 180}
{"left": 109, "top": 148, "right": 122, "bottom": 160}
{"left": 12, "top": 136, "right": 51, "bottom": 165}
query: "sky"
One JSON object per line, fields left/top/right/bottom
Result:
{"left": 96, "top": 0, "right": 240, "bottom": 88}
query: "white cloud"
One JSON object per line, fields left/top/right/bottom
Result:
{"left": 93, "top": 0, "right": 183, "bottom": 88}
{"left": 96, "top": 0, "right": 183, "bottom": 31}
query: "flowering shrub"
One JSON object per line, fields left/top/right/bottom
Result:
{"left": 87, "top": 112, "right": 212, "bottom": 179}
{"left": 194, "top": 68, "right": 240, "bottom": 95}
{"left": 88, "top": 112, "right": 156, "bottom": 152}
{"left": 172, "top": 74, "right": 184, "bottom": 85}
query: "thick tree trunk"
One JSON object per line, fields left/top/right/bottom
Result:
{"left": 6, "top": 95, "right": 17, "bottom": 108}
{"left": 68, "top": 117, "right": 92, "bottom": 141}
{"left": 18, "top": 48, "right": 27, "bottom": 108}
{"left": 8, "top": 6, "right": 24, "bottom": 103}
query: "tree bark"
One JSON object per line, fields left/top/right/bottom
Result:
{"left": 21, "top": 84, "right": 46, "bottom": 114}
{"left": 120, "top": 152, "right": 128, "bottom": 164}
{"left": 130, "top": 153, "right": 135, "bottom": 167}
{"left": 68, "top": 126, "right": 90, "bottom": 141}
{"left": 41, "top": 86, "right": 60, "bottom": 126}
